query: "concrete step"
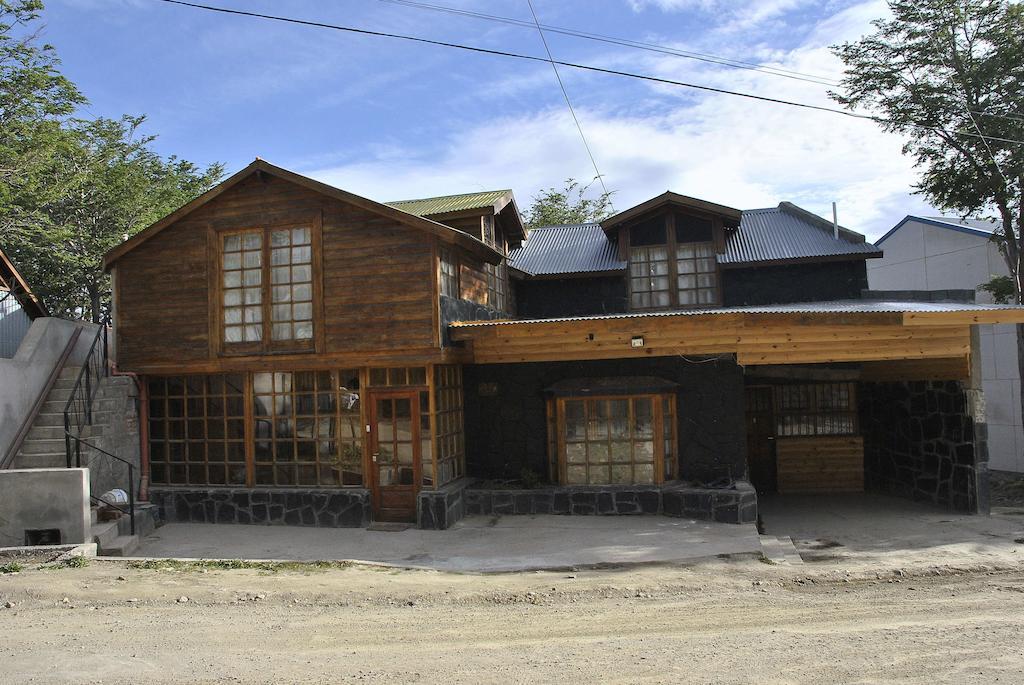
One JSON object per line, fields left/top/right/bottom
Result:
{"left": 33, "top": 412, "right": 67, "bottom": 427}
{"left": 99, "top": 535, "right": 140, "bottom": 557}
{"left": 14, "top": 452, "right": 68, "bottom": 469}
{"left": 90, "top": 518, "right": 121, "bottom": 549}
{"left": 760, "top": 535, "right": 804, "bottom": 565}
{"left": 19, "top": 438, "right": 68, "bottom": 455}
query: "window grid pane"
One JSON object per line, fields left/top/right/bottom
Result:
{"left": 440, "top": 247, "right": 458, "bottom": 298}
{"left": 433, "top": 365, "right": 465, "bottom": 486}
{"left": 630, "top": 246, "right": 670, "bottom": 309}
{"left": 253, "top": 370, "right": 363, "bottom": 487}
{"left": 148, "top": 374, "right": 246, "bottom": 487}
{"left": 222, "top": 231, "right": 262, "bottom": 343}
{"left": 270, "top": 227, "right": 314, "bottom": 341}
{"left": 675, "top": 241, "right": 717, "bottom": 307}
{"left": 560, "top": 395, "right": 667, "bottom": 485}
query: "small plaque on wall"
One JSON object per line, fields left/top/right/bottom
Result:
{"left": 478, "top": 382, "right": 499, "bottom": 397}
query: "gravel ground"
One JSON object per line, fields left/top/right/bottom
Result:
{"left": 2, "top": 555, "right": 1024, "bottom": 684}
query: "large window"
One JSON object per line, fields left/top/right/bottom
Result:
{"left": 222, "top": 232, "right": 263, "bottom": 344}
{"left": 220, "top": 224, "right": 316, "bottom": 351}
{"left": 433, "top": 365, "right": 465, "bottom": 486}
{"left": 628, "top": 212, "right": 719, "bottom": 310}
{"left": 149, "top": 374, "right": 247, "bottom": 486}
{"left": 270, "top": 227, "right": 313, "bottom": 342}
{"left": 253, "top": 370, "right": 363, "bottom": 486}
{"left": 485, "top": 261, "right": 508, "bottom": 313}
{"left": 555, "top": 394, "right": 675, "bottom": 485}
{"left": 439, "top": 247, "right": 458, "bottom": 298}
{"left": 774, "top": 383, "right": 857, "bottom": 437}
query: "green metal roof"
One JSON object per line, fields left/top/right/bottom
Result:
{"left": 386, "top": 189, "right": 512, "bottom": 217}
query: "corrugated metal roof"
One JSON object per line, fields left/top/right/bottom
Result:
{"left": 508, "top": 203, "right": 881, "bottom": 276}
{"left": 387, "top": 190, "right": 512, "bottom": 217}
{"left": 508, "top": 224, "right": 625, "bottom": 276}
{"left": 719, "top": 204, "right": 882, "bottom": 265}
{"left": 450, "top": 300, "right": 1024, "bottom": 327}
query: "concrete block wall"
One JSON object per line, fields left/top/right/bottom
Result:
{"left": 0, "top": 468, "right": 91, "bottom": 546}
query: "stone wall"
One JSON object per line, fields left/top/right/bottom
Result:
{"left": 860, "top": 380, "right": 988, "bottom": 512}
{"left": 150, "top": 487, "right": 370, "bottom": 527}
{"left": 463, "top": 356, "right": 746, "bottom": 485}
{"left": 417, "top": 477, "right": 471, "bottom": 530}
{"left": 463, "top": 481, "right": 757, "bottom": 524}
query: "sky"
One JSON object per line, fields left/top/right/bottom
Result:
{"left": 42, "top": 0, "right": 942, "bottom": 240}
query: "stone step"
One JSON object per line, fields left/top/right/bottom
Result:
{"left": 760, "top": 535, "right": 803, "bottom": 565}
{"left": 14, "top": 452, "right": 68, "bottom": 469}
{"left": 775, "top": 536, "right": 803, "bottom": 564}
{"left": 90, "top": 518, "right": 121, "bottom": 549}
{"left": 99, "top": 535, "right": 140, "bottom": 557}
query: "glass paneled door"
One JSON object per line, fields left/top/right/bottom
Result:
{"left": 369, "top": 391, "right": 421, "bottom": 522}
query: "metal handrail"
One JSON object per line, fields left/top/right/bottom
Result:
{"left": 61, "top": 326, "right": 136, "bottom": 537}
{"left": 65, "top": 433, "right": 135, "bottom": 536}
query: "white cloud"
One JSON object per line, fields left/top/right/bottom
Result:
{"left": 301, "top": 0, "right": 933, "bottom": 241}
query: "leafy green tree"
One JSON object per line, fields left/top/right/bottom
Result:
{"left": 831, "top": 0, "right": 1024, "bottom": 444}
{"left": 5, "top": 116, "right": 224, "bottom": 322}
{"left": 524, "top": 178, "right": 615, "bottom": 229}
{"left": 0, "top": 1, "right": 223, "bottom": 323}
{"left": 0, "top": 0, "right": 85, "bottom": 234}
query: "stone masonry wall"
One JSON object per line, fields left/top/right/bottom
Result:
{"left": 150, "top": 488, "right": 371, "bottom": 527}
{"left": 860, "top": 380, "right": 988, "bottom": 512}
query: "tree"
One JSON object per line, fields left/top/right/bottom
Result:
{"left": 832, "top": 0, "right": 1024, "bottom": 430}
{"left": 0, "top": 0, "right": 85, "bottom": 234}
{"left": 523, "top": 178, "right": 615, "bottom": 229}
{"left": 4, "top": 116, "right": 224, "bottom": 322}
{"left": 0, "top": 1, "right": 224, "bottom": 323}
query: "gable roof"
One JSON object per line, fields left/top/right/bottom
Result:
{"left": 508, "top": 223, "right": 624, "bottom": 277}
{"left": 0, "top": 245, "right": 47, "bottom": 319}
{"left": 102, "top": 159, "right": 503, "bottom": 270}
{"left": 508, "top": 202, "right": 881, "bottom": 277}
{"left": 600, "top": 191, "right": 743, "bottom": 234}
{"left": 387, "top": 189, "right": 526, "bottom": 242}
{"left": 875, "top": 214, "right": 999, "bottom": 246}
{"left": 719, "top": 203, "right": 881, "bottom": 266}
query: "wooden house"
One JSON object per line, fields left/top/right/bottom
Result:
{"left": 103, "top": 159, "right": 1024, "bottom": 529}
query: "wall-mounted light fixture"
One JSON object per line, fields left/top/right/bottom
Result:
{"left": 630, "top": 336, "right": 645, "bottom": 348}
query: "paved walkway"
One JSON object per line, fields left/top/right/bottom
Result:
{"left": 134, "top": 515, "right": 762, "bottom": 572}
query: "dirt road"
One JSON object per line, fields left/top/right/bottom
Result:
{"left": 2, "top": 556, "right": 1024, "bottom": 684}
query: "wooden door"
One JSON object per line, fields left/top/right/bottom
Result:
{"left": 745, "top": 386, "right": 777, "bottom": 493}
{"left": 368, "top": 391, "right": 421, "bottom": 522}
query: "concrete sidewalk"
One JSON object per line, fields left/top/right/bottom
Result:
{"left": 133, "top": 515, "right": 762, "bottom": 572}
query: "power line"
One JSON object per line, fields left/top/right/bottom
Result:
{"left": 377, "top": 0, "right": 840, "bottom": 87}
{"left": 525, "top": 0, "right": 608, "bottom": 197}
{"left": 154, "top": 0, "right": 1024, "bottom": 146}
{"left": 377, "top": 0, "right": 1024, "bottom": 125}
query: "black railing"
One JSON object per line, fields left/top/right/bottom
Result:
{"left": 62, "top": 325, "right": 135, "bottom": 536}
{"left": 64, "top": 434, "right": 135, "bottom": 536}
{"left": 63, "top": 325, "right": 108, "bottom": 455}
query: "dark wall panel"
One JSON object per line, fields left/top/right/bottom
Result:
{"left": 514, "top": 276, "right": 628, "bottom": 319}
{"left": 464, "top": 356, "right": 746, "bottom": 485}
{"left": 722, "top": 260, "right": 869, "bottom": 307}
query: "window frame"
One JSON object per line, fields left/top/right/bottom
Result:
{"left": 211, "top": 213, "right": 323, "bottom": 357}
{"left": 773, "top": 382, "right": 858, "bottom": 437}
{"left": 439, "top": 245, "right": 459, "bottom": 298}
{"left": 552, "top": 393, "right": 675, "bottom": 486}
{"left": 625, "top": 210, "right": 722, "bottom": 311}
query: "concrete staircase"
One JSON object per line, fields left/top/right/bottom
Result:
{"left": 13, "top": 369, "right": 135, "bottom": 469}
{"left": 13, "top": 365, "right": 149, "bottom": 556}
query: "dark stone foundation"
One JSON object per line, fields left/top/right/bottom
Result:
{"left": 860, "top": 380, "right": 988, "bottom": 512}
{"left": 464, "top": 481, "right": 757, "bottom": 525}
{"left": 417, "top": 478, "right": 472, "bottom": 530}
{"left": 149, "top": 487, "right": 371, "bottom": 527}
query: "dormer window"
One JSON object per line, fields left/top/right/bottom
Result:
{"left": 628, "top": 212, "right": 719, "bottom": 310}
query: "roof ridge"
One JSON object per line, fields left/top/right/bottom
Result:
{"left": 529, "top": 222, "right": 602, "bottom": 231}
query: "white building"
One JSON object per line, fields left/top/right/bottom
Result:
{"left": 869, "top": 215, "right": 1022, "bottom": 473}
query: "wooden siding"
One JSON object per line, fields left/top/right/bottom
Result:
{"left": 451, "top": 313, "right": 978, "bottom": 366}
{"left": 776, "top": 436, "right": 864, "bottom": 494}
{"left": 115, "top": 174, "right": 439, "bottom": 372}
